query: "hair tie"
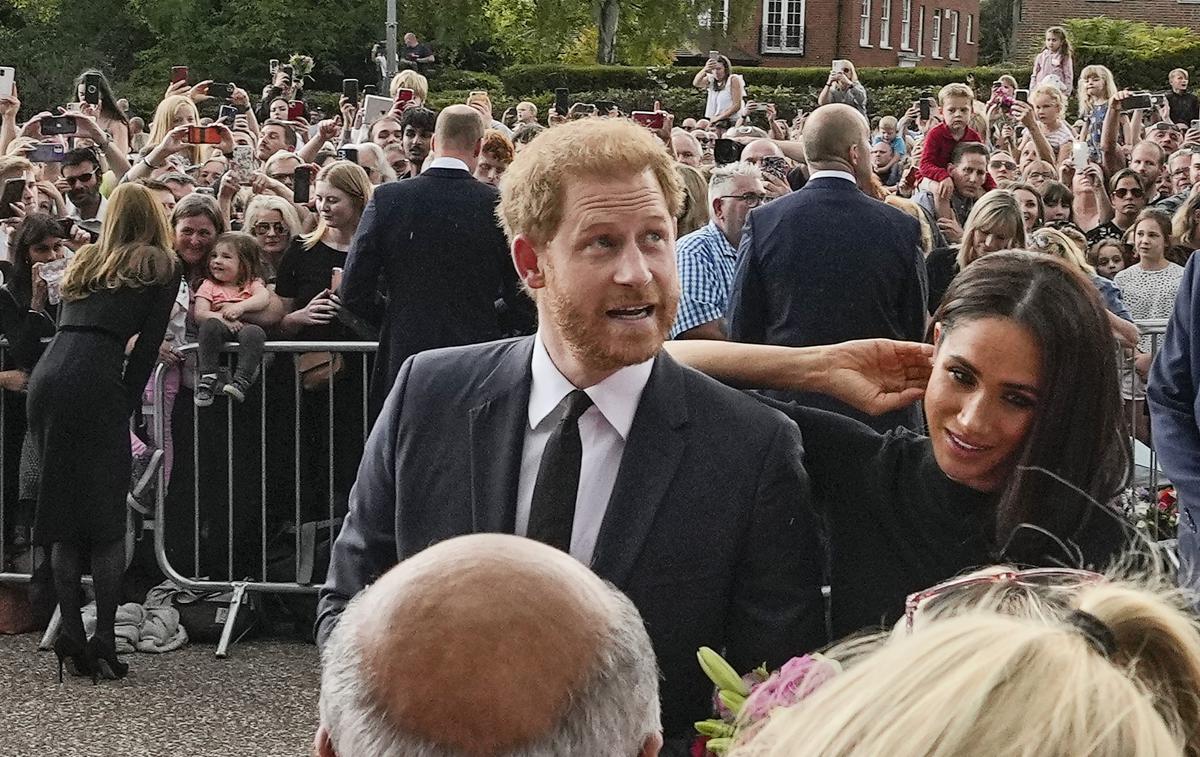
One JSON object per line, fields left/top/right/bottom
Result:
{"left": 1066, "top": 610, "right": 1118, "bottom": 659}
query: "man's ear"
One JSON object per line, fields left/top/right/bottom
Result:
{"left": 512, "top": 234, "right": 546, "bottom": 292}
{"left": 429, "top": 134, "right": 438, "bottom": 154}
{"left": 639, "top": 732, "right": 663, "bottom": 757}
{"left": 314, "top": 725, "right": 337, "bottom": 757}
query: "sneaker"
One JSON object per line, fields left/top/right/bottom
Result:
{"left": 194, "top": 374, "right": 218, "bottom": 407}
{"left": 222, "top": 375, "right": 251, "bottom": 402}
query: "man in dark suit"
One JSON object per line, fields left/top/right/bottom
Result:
{"left": 318, "top": 118, "right": 826, "bottom": 751}
{"left": 340, "top": 104, "right": 532, "bottom": 420}
{"left": 727, "top": 103, "right": 927, "bottom": 432}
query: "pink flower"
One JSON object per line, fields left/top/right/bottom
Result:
{"left": 739, "top": 655, "right": 840, "bottom": 724}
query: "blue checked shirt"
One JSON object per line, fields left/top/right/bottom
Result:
{"left": 670, "top": 221, "right": 738, "bottom": 338}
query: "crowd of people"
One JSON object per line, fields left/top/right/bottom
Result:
{"left": 3, "top": 20, "right": 1200, "bottom": 755}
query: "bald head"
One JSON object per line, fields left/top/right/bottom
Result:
{"left": 741, "top": 139, "right": 785, "bottom": 165}
{"left": 318, "top": 534, "right": 662, "bottom": 757}
{"left": 434, "top": 104, "right": 486, "bottom": 162}
{"left": 803, "top": 103, "right": 870, "bottom": 172}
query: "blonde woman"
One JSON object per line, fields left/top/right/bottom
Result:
{"left": 276, "top": 161, "right": 372, "bottom": 338}
{"left": 674, "top": 163, "right": 710, "bottom": 238}
{"left": 243, "top": 194, "right": 303, "bottom": 276}
{"left": 125, "top": 96, "right": 233, "bottom": 184}
{"left": 925, "top": 189, "right": 1025, "bottom": 313}
{"left": 1172, "top": 185, "right": 1200, "bottom": 254}
{"left": 388, "top": 69, "right": 428, "bottom": 106}
{"left": 27, "top": 183, "right": 179, "bottom": 683}
{"left": 732, "top": 573, "right": 1200, "bottom": 757}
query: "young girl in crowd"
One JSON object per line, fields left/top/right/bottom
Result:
{"left": 1030, "top": 25, "right": 1074, "bottom": 95}
{"left": 1089, "top": 238, "right": 1132, "bottom": 280}
{"left": 193, "top": 232, "right": 270, "bottom": 405}
{"left": 1078, "top": 65, "right": 1117, "bottom": 157}
{"left": 1038, "top": 180, "right": 1073, "bottom": 224}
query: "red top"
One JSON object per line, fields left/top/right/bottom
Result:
{"left": 918, "top": 122, "right": 997, "bottom": 190}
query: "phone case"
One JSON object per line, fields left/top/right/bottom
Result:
{"left": 362, "top": 95, "right": 393, "bottom": 125}
{"left": 0, "top": 67, "right": 13, "bottom": 98}
{"left": 232, "top": 145, "right": 255, "bottom": 183}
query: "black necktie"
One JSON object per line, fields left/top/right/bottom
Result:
{"left": 527, "top": 390, "right": 594, "bottom": 552}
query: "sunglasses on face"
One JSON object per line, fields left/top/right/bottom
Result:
{"left": 251, "top": 222, "right": 288, "bottom": 236}
{"left": 990, "top": 160, "right": 1017, "bottom": 171}
{"left": 1113, "top": 187, "right": 1145, "bottom": 198}
{"left": 63, "top": 170, "right": 98, "bottom": 187}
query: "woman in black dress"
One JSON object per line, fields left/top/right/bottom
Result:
{"left": 28, "top": 184, "right": 180, "bottom": 680}
{"left": 666, "top": 251, "right": 1131, "bottom": 638}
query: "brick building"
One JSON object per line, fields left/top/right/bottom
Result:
{"left": 1011, "top": 0, "right": 1200, "bottom": 60}
{"left": 684, "top": 0, "right": 981, "bottom": 68}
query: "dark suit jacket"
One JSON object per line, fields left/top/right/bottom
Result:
{"left": 340, "top": 167, "right": 532, "bottom": 419}
{"left": 316, "top": 337, "right": 826, "bottom": 740}
{"left": 726, "top": 176, "right": 928, "bottom": 432}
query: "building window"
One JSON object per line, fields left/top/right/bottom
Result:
{"left": 931, "top": 9, "right": 941, "bottom": 59}
{"left": 698, "top": 0, "right": 730, "bottom": 31}
{"left": 917, "top": 5, "right": 925, "bottom": 56}
{"left": 762, "top": 0, "right": 806, "bottom": 53}
{"left": 947, "top": 9, "right": 959, "bottom": 59}
{"left": 900, "top": 0, "right": 912, "bottom": 50}
{"left": 860, "top": 0, "right": 872, "bottom": 46}
{"left": 966, "top": 13, "right": 974, "bottom": 43}
{"left": 880, "top": 0, "right": 892, "bottom": 48}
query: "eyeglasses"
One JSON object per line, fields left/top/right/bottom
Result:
{"left": 990, "top": 160, "right": 1017, "bottom": 171}
{"left": 695, "top": 136, "right": 711, "bottom": 144}
{"left": 904, "top": 568, "right": 1105, "bottom": 633}
{"left": 1025, "top": 171, "right": 1053, "bottom": 180}
{"left": 720, "top": 193, "right": 766, "bottom": 207}
{"left": 251, "top": 222, "right": 288, "bottom": 236}
{"left": 1113, "top": 186, "right": 1145, "bottom": 198}
{"left": 62, "top": 170, "right": 98, "bottom": 187}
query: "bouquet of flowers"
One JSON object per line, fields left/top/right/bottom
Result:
{"left": 287, "top": 54, "right": 315, "bottom": 84}
{"left": 1123, "top": 485, "right": 1179, "bottom": 537}
{"left": 692, "top": 647, "right": 841, "bottom": 755}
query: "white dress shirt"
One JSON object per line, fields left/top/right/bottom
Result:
{"left": 425, "top": 156, "right": 470, "bottom": 173}
{"left": 807, "top": 169, "right": 857, "bottom": 184}
{"left": 64, "top": 192, "right": 108, "bottom": 222}
{"left": 514, "top": 332, "right": 654, "bottom": 565}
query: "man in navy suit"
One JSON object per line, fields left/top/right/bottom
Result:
{"left": 727, "top": 103, "right": 928, "bottom": 432}
{"left": 340, "top": 104, "right": 533, "bottom": 420}
{"left": 318, "top": 118, "right": 826, "bottom": 751}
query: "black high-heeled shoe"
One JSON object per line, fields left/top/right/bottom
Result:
{"left": 86, "top": 637, "right": 129, "bottom": 681}
{"left": 52, "top": 636, "right": 91, "bottom": 683}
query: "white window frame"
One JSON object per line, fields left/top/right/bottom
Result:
{"left": 860, "top": 0, "right": 873, "bottom": 47}
{"left": 931, "top": 9, "right": 942, "bottom": 59}
{"left": 917, "top": 5, "right": 925, "bottom": 56}
{"left": 947, "top": 9, "right": 959, "bottom": 59}
{"left": 966, "top": 12, "right": 974, "bottom": 44}
{"left": 698, "top": 0, "right": 730, "bottom": 31}
{"left": 761, "top": 0, "right": 806, "bottom": 54}
{"left": 880, "top": 0, "right": 892, "bottom": 48}
{"left": 900, "top": 0, "right": 913, "bottom": 50}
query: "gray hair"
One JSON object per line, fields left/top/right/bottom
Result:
{"left": 347, "top": 143, "right": 397, "bottom": 183}
{"left": 708, "top": 161, "right": 764, "bottom": 215}
{"left": 319, "top": 583, "right": 661, "bottom": 757}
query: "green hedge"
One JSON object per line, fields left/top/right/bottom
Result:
{"left": 1075, "top": 44, "right": 1200, "bottom": 91}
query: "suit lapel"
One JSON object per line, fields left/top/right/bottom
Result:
{"left": 590, "top": 352, "right": 688, "bottom": 587}
{"left": 468, "top": 338, "right": 534, "bottom": 535}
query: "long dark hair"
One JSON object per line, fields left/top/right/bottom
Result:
{"left": 73, "top": 69, "right": 128, "bottom": 125}
{"left": 932, "top": 251, "right": 1129, "bottom": 558}
{"left": 9, "top": 214, "right": 65, "bottom": 308}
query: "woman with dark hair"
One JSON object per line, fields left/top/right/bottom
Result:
{"left": 693, "top": 53, "right": 744, "bottom": 127}
{"left": 73, "top": 69, "right": 130, "bottom": 154}
{"left": 666, "top": 251, "right": 1131, "bottom": 638}
{"left": 1009, "top": 181, "right": 1044, "bottom": 233}
{"left": 1038, "top": 180, "right": 1073, "bottom": 224}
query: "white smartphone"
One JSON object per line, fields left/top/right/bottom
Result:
{"left": 1072, "top": 141, "right": 1089, "bottom": 169}
{"left": 832, "top": 59, "right": 851, "bottom": 74}
{"left": 362, "top": 94, "right": 393, "bottom": 125}
{"left": 0, "top": 67, "right": 14, "bottom": 98}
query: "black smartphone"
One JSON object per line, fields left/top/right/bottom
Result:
{"left": 919, "top": 98, "right": 932, "bottom": 120}
{"left": 218, "top": 104, "right": 238, "bottom": 123}
{"left": 82, "top": 72, "right": 102, "bottom": 105}
{"left": 41, "top": 115, "right": 76, "bottom": 135}
{"left": 292, "top": 166, "right": 311, "bottom": 204}
{"left": 55, "top": 218, "right": 75, "bottom": 238}
{"left": 1015, "top": 89, "right": 1029, "bottom": 103}
{"left": 0, "top": 178, "right": 25, "bottom": 219}
{"left": 207, "top": 82, "right": 234, "bottom": 100}
{"left": 554, "top": 88, "right": 569, "bottom": 117}
{"left": 342, "top": 78, "right": 359, "bottom": 106}
{"left": 1124, "top": 92, "right": 1153, "bottom": 111}
{"left": 363, "top": 84, "right": 377, "bottom": 96}
{"left": 337, "top": 146, "right": 359, "bottom": 164}
{"left": 714, "top": 138, "right": 744, "bottom": 165}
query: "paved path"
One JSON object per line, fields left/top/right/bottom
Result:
{"left": 0, "top": 633, "right": 319, "bottom": 756}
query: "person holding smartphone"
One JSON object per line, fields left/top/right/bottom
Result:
{"left": 693, "top": 53, "right": 744, "bottom": 126}
{"left": 819, "top": 59, "right": 867, "bottom": 117}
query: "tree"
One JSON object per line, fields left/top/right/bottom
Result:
{"left": 978, "top": 0, "right": 1017, "bottom": 64}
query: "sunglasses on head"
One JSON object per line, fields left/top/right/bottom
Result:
{"left": 905, "top": 568, "right": 1105, "bottom": 632}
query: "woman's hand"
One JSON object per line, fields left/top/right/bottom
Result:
{"left": 149, "top": 124, "right": 192, "bottom": 165}
{"left": 0, "top": 88, "right": 20, "bottom": 122}
{"left": 218, "top": 172, "right": 241, "bottom": 200}
{"left": 231, "top": 86, "right": 251, "bottom": 109}
{"left": 937, "top": 215, "right": 964, "bottom": 244}
{"left": 289, "top": 289, "right": 341, "bottom": 327}
{"left": 222, "top": 302, "right": 247, "bottom": 321}
{"left": 31, "top": 263, "right": 47, "bottom": 311}
{"left": 1135, "top": 351, "right": 1153, "bottom": 380}
{"left": 188, "top": 80, "right": 215, "bottom": 103}
{"left": 164, "top": 79, "right": 190, "bottom": 100}
{"left": 158, "top": 338, "right": 181, "bottom": 367}
{"left": 822, "top": 339, "right": 934, "bottom": 415}
{"left": 0, "top": 369, "right": 29, "bottom": 393}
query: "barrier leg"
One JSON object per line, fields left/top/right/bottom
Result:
{"left": 215, "top": 581, "right": 248, "bottom": 659}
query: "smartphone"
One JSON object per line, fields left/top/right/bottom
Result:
{"left": 0, "top": 178, "right": 26, "bottom": 220}
{"left": 207, "top": 82, "right": 234, "bottom": 100}
{"left": 919, "top": 98, "right": 931, "bottom": 121}
{"left": 337, "top": 146, "right": 359, "bottom": 164}
{"left": 1072, "top": 141, "right": 1089, "bottom": 169}
{"left": 41, "top": 115, "right": 76, "bottom": 135}
{"left": 286, "top": 101, "right": 307, "bottom": 121}
{"left": 395, "top": 88, "right": 414, "bottom": 104}
{"left": 231, "top": 144, "right": 255, "bottom": 184}
{"left": 751, "top": 102, "right": 771, "bottom": 112}
{"left": 0, "top": 67, "right": 13, "bottom": 98}
{"left": 554, "top": 88, "right": 569, "bottom": 117}
{"left": 27, "top": 142, "right": 66, "bottom": 163}
{"left": 292, "top": 166, "right": 311, "bottom": 204}
{"left": 632, "top": 111, "right": 665, "bottom": 129}
{"left": 218, "top": 104, "right": 238, "bottom": 123}
{"left": 363, "top": 94, "right": 393, "bottom": 125}
{"left": 713, "top": 138, "right": 744, "bottom": 165}
{"left": 185, "top": 125, "right": 222, "bottom": 145}
{"left": 269, "top": 59, "right": 279, "bottom": 75}
{"left": 171, "top": 66, "right": 189, "bottom": 85}
{"left": 55, "top": 218, "right": 75, "bottom": 238}
{"left": 708, "top": 50, "right": 720, "bottom": 61}
{"left": 330, "top": 267, "right": 343, "bottom": 292}
{"left": 571, "top": 103, "right": 597, "bottom": 119}
{"left": 82, "top": 72, "right": 102, "bottom": 105}
{"left": 1014, "top": 89, "right": 1029, "bottom": 103}
{"left": 1124, "top": 92, "right": 1153, "bottom": 111}
{"left": 761, "top": 156, "right": 789, "bottom": 179}
{"left": 469, "top": 90, "right": 488, "bottom": 99}
{"left": 363, "top": 84, "right": 377, "bottom": 96}
{"left": 832, "top": 59, "right": 850, "bottom": 73}
{"left": 342, "top": 78, "right": 359, "bottom": 106}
